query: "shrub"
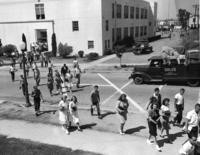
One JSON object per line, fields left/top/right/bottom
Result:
{"left": 115, "top": 36, "right": 135, "bottom": 47}
{"left": 2, "top": 44, "right": 18, "bottom": 57}
{"left": 58, "top": 42, "right": 73, "bottom": 58}
{"left": 86, "top": 52, "right": 99, "bottom": 61}
{"left": 78, "top": 50, "right": 84, "bottom": 58}
{"left": 104, "top": 49, "right": 113, "bottom": 55}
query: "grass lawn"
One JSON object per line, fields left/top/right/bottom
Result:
{"left": 0, "top": 135, "right": 101, "bottom": 155}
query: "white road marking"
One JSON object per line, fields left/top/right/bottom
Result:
{"left": 98, "top": 73, "right": 146, "bottom": 114}
{"left": 101, "top": 80, "right": 132, "bottom": 105}
{"left": 79, "top": 83, "right": 112, "bottom": 87}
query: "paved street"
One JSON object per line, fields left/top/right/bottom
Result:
{"left": 0, "top": 37, "right": 199, "bottom": 154}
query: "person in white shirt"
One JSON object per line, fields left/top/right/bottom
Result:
{"left": 185, "top": 104, "right": 200, "bottom": 139}
{"left": 74, "top": 65, "right": 81, "bottom": 88}
{"left": 58, "top": 94, "right": 70, "bottom": 134}
{"left": 173, "top": 88, "right": 185, "bottom": 126}
{"left": 9, "top": 64, "right": 16, "bottom": 82}
{"left": 160, "top": 98, "right": 171, "bottom": 142}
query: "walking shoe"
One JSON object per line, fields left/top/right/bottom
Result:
{"left": 156, "top": 145, "right": 161, "bottom": 152}
{"left": 65, "top": 129, "right": 70, "bottom": 135}
{"left": 77, "top": 127, "right": 82, "bottom": 132}
{"left": 146, "top": 139, "right": 153, "bottom": 145}
{"left": 119, "top": 131, "right": 125, "bottom": 135}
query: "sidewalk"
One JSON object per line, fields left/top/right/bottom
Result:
{"left": 0, "top": 119, "right": 182, "bottom": 155}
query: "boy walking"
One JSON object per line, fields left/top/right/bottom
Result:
{"left": 90, "top": 85, "right": 101, "bottom": 119}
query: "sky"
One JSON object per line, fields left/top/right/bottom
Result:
{"left": 156, "top": 0, "right": 199, "bottom": 20}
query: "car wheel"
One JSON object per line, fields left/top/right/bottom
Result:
{"left": 134, "top": 76, "right": 144, "bottom": 85}
{"left": 187, "top": 80, "right": 200, "bottom": 87}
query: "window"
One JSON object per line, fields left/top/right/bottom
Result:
{"left": 130, "top": 7, "right": 134, "bottom": 19}
{"left": 72, "top": 21, "right": 79, "bottom": 31}
{"left": 88, "top": 41, "right": 94, "bottom": 49}
{"left": 124, "top": 5, "right": 129, "bottom": 19}
{"left": 149, "top": 22, "right": 152, "bottom": 26}
{"left": 117, "top": 4, "right": 122, "bottom": 18}
{"left": 130, "top": 27, "right": 134, "bottom": 37}
{"left": 124, "top": 27, "right": 128, "bottom": 38}
{"left": 116, "top": 28, "right": 122, "bottom": 41}
{"left": 141, "top": 8, "right": 144, "bottom": 19}
{"left": 144, "top": 9, "right": 148, "bottom": 19}
{"left": 144, "top": 26, "right": 147, "bottom": 35}
{"left": 140, "top": 26, "right": 143, "bottom": 36}
{"left": 35, "top": 3, "right": 45, "bottom": 19}
{"left": 112, "top": 3, "right": 115, "bottom": 18}
{"left": 136, "top": 7, "right": 139, "bottom": 19}
{"left": 135, "top": 26, "right": 139, "bottom": 37}
{"left": 108, "top": 40, "right": 110, "bottom": 49}
{"left": 112, "top": 28, "right": 115, "bottom": 42}
{"left": 106, "top": 20, "right": 109, "bottom": 31}
{"left": 105, "top": 40, "right": 107, "bottom": 49}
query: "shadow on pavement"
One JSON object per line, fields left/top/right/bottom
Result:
{"left": 38, "top": 110, "right": 57, "bottom": 116}
{"left": 125, "top": 126, "right": 146, "bottom": 134}
{"left": 101, "top": 111, "right": 116, "bottom": 119}
{"left": 69, "top": 123, "right": 97, "bottom": 132}
{"left": 158, "top": 131, "right": 185, "bottom": 148}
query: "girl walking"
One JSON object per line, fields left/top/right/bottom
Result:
{"left": 69, "top": 96, "right": 82, "bottom": 131}
{"left": 58, "top": 94, "right": 70, "bottom": 134}
{"left": 116, "top": 94, "right": 129, "bottom": 135}
{"left": 160, "top": 98, "right": 171, "bottom": 142}
{"left": 47, "top": 72, "right": 54, "bottom": 96}
{"left": 147, "top": 103, "right": 161, "bottom": 151}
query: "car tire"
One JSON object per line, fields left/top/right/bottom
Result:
{"left": 187, "top": 80, "right": 200, "bottom": 87}
{"left": 134, "top": 76, "right": 144, "bottom": 85}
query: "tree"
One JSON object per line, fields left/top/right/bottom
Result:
{"left": 22, "top": 33, "right": 27, "bottom": 51}
{"left": 178, "top": 9, "right": 190, "bottom": 30}
{"left": 58, "top": 42, "right": 73, "bottom": 58}
{"left": 51, "top": 33, "right": 57, "bottom": 57}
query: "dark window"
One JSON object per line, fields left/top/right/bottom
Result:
{"left": 112, "top": 28, "right": 115, "bottom": 42}
{"left": 135, "top": 26, "right": 139, "bottom": 37}
{"left": 144, "top": 26, "right": 147, "bottom": 35}
{"left": 141, "top": 8, "right": 144, "bottom": 19}
{"left": 72, "top": 21, "right": 79, "bottom": 31}
{"left": 108, "top": 40, "right": 110, "bottom": 49}
{"left": 105, "top": 40, "right": 107, "bottom": 49}
{"left": 124, "top": 5, "right": 129, "bottom": 18}
{"left": 35, "top": 4, "right": 45, "bottom": 19}
{"left": 116, "top": 28, "right": 122, "bottom": 41}
{"left": 140, "top": 26, "right": 143, "bottom": 36}
{"left": 106, "top": 20, "right": 109, "bottom": 31}
{"left": 112, "top": 3, "right": 115, "bottom": 18}
{"left": 136, "top": 7, "right": 139, "bottom": 19}
{"left": 130, "top": 27, "right": 134, "bottom": 37}
{"left": 117, "top": 4, "right": 122, "bottom": 18}
{"left": 149, "top": 22, "right": 152, "bottom": 26}
{"left": 145, "top": 9, "right": 148, "bottom": 19}
{"left": 130, "top": 7, "right": 134, "bottom": 18}
{"left": 124, "top": 27, "right": 128, "bottom": 38}
{"left": 88, "top": 41, "right": 94, "bottom": 49}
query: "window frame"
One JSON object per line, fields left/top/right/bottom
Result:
{"left": 106, "top": 20, "right": 109, "bottom": 31}
{"left": 88, "top": 40, "right": 94, "bottom": 49}
{"left": 136, "top": 7, "right": 139, "bottom": 19}
{"left": 72, "top": 21, "right": 79, "bottom": 31}
{"left": 124, "top": 5, "right": 129, "bottom": 19}
{"left": 117, "top": 4, "right": 122, "bottom": 18}
{"left": 35, "top": 3, "right": 45, "bottom": 20}
{"left": 130, "top": 7, "right": 134, "bottom": 19}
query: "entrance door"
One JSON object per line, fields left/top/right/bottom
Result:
{"left": 35, "top": 29, "right": 48, "bottom": 51}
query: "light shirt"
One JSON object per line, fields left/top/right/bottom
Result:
{"left": 161, "top": 105, "right": 169, "bottom": 112}
{"left": 186, "top": 109, "right": 199, "bottom": 131}
{"left": 175, "top": 93, "right": 184, "bottom": 105}
{"left": 10, "top": 66, "right": 14, "bottom": 72}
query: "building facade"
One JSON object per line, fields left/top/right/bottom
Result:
{"left": 0, "top": 0, "right": 157, "bottom": 55}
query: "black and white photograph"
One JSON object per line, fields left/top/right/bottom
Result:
{"left": 0, "top": 0, "right": 199, "bottom": 154}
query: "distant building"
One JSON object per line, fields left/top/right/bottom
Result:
{"left": 0, "top": 0, "right": 157, "bottom": 55}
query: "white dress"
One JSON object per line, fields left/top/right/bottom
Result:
{"left": 66, "top": 73, "right": 73, "bottom": 88}
{"left": 69, "top": 101, "right": 79, "bottom": 124}
{"left": 58, "top": 100, "right": 70, "bottom": 124}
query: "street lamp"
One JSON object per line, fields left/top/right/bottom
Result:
{"left": 20, "top": 42, "right": 31, "bottom": 107}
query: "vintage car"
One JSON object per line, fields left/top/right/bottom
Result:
{"left": 132, "top": 40, "right": 153, "bottom": 55}
{"left": 129, "top": 56, "right": 200, "bottom": 87}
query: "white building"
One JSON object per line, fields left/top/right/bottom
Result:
{"left": 0, "top": 0, "right": 157, "bottom": 55}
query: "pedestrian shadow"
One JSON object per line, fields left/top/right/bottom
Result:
{"left": 72, "top": 89, "right": 84, "bottom": 93}
{"left": 158, "top": 131, "right": 185, "bottom": 147}
{"left": 38, "top": 110, "right": 57, "bottom": 116}
{"left": 125, "top": 126, "right": 146, "bottom": 134}
{"left": 100, "top": 111, "right": 116, "bottom": 119}
{"left": 79, "top": 85, "right": 91, "bottom": 89}
{"left": 69, "top": 123, "right": 97, "bottom": 132}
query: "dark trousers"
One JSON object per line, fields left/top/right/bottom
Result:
{"left": 10, "top": 72, "right": 15, "bottom": 82}
{"left": 91, "top": 102, "right": 101, "bottom": 116}
{"left": 34, "top": 98, "right": 41, "bottom": 112}
{"left": 174, "top": 104, "right": 183, "bottom": 124}
{"left": 76, "top": 74, "right": 80, "bottom": 88}
{"left": 188, "top": 126, "right": 198, "bottom": 139}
